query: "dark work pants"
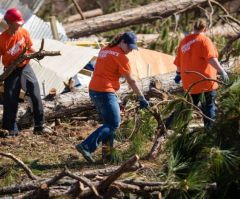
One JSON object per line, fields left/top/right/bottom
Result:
{"left": 2, "top": 64, "right": 44, "bottom": 132}
{"left": 165, "top": 91, "right": 217, "bottom": 129}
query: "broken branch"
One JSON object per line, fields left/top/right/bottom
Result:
{"left": 0, "top": 39, "right": 61, "bottom": 82}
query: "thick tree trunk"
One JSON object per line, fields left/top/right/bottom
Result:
{"left": 63, "top": 9, "right": 103, "bottom": 23}
{"left": 0, "top": 72, "right": 178, "bottom": 128}
{"left": 64, "top": 0, "right": 228, "bottom": 38}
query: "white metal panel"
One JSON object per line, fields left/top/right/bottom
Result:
{"left": 31, "top": 39, "right": 99, "bottom": 96}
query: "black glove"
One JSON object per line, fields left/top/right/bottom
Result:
{"left": 174, "top": 71, "right": 181, "bottom": 84}
{"left": 36, "top": 55, "right": 44, "bottom": 60}
{"left": 138, "top": 95, "right": 149, "bottom": 109}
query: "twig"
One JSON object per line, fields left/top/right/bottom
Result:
{"left": 0, "top": 152, "right": 38, "bottom": 180}
{"left": 176, "top": 98, "right": 214, "bottom": 122}
{"left": 210, "top": 0, "right": 240, "bottom": 27}
{"left": 219, "top": 33, "right": 240, "bottom": 60}
{"left": 185, "top": 70, "right": 226, "bottom": 95}
{"left": 64, "top": 169, "right": 99, "bottom": 197}
{"left": 207, "top": 0, "right": 214, "bottom": 28}
{"left": 127, "top": 109, "right": 140, "bottom": 140}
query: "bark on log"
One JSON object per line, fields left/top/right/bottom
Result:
{"left": 63, "top": 9, "right": 103, "bottom": 23}
{"left": 147, "top": 108, "right": 168, "bottom": 159}
{"left": 0, "top": 72, "right": 179, "bottom": 128}
{"left": 78, "top": 155, "right": 140, "bottom": 198}
{"left": 65, "top": 0, "right": 229, "bottom": 38}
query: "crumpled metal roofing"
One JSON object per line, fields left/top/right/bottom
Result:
{"left": 31, "top": 39, "right": 99, "bottom": 96}
{"left": 0, "top": 0, "right": 69, "bottom": 41}
{"left": 24, "top": 14, "right": 69, "bottom": 41}
{"left": 0, "top": 0, "right": 44, "bottom": 20}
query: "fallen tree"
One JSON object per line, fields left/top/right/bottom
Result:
{"left": 65, "top": 0, "right": 231, "bottom": 38}
{"left": 0, "top": 72, "right": 179, "bottom": 128}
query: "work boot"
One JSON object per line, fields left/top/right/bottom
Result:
{"left": 34, "top": 125, "right": 52, "bottom": 135}
{"left": 102, "top": 144, "right": 113, "bottom": 164}
{"left": 75, "top": 143, "right": 95, "bottom": 163}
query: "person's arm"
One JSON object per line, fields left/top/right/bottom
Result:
{"left": 208, "top": 57, "right": 229, "bottom": 82}
{"left": 123, "top": 73, "right": 143, "bottom": 96}
{"left": 123, "top": 73, "right": 149, "bottom": 108}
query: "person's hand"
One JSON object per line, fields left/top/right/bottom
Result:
{"left": 220, "top": 70, "right": 229, "bottom": 83}
{"left": 138, "top": 95, "right": 149, "bottom": 109}
{"left": 174, "top": 71, "right": 181, "bottom": 84}
{"left": 36, "top": 54, "right": 44, "bottom": 60}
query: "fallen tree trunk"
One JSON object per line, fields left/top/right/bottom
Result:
{"left": 0, "top": 72, "right": 179, "bottom": 128}
{"left": 65, "top": 0, "right": 230, "bottom": 38}
{"left": 63, "top": 8, "right": 103, "bottom": 23}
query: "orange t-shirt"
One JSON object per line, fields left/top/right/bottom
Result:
{"left": 89, "top": 46, "right": 131, "bottom": 92}
{"left": 0, "top": 27, "right": 33, "bottom": 68}
{"left": 174, "top": 33, "right": 218, "bottom": 94}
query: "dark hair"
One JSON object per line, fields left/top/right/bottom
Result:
{"left": 108, "top": 33, "right": 123, "bottom": 47}
{"left": 194, "top": 19, "right": 208, "bottom": 31}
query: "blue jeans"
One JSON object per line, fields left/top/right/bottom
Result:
{"left": 191, "top": 91, "right": 216, "bottom": 129}
{"left": 81, "top": 90, "right": 121, "bottom": 153}
{"left": 165, "top": 91, "right": 216, "bottom": 129}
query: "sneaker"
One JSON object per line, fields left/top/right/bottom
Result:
{"left": 34, "top": 125, "right": 52, "bottom": 135}
{"left": 8, "top": 130, "right": 19, "bottom": 137}
{"left": 0, "top": 129, "right": 19, "bottom": 137}
{"left": 75, "top": 143, "right": 95, "bottom": 163}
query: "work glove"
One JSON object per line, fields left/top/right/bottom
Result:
{"left": 220, "top": 70, "right": 229, "bottom": 83}
{"left": 138, "top": 95, "right": 149, "bottom": 109}
{"left": 174, "top": 71, "right": 181, "bottom": 84}
{"left": 36, "top": 54, "right": 44, "bottom": 60}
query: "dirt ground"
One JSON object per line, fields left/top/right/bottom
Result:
{"left": 0, "top": 119, "right": 162, "bottom": 187}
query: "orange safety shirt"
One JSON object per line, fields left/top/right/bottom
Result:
{"left": 0, "top": 27, "right": 33, "bottom": 68}
{"left": 89, "top": 46, "right": 131, "bottom": 92}
{"left": 174, "top": 33, "right": 218, "bottom": 94}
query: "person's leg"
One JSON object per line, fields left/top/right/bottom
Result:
{"left": 203, "top": 91, "right": 217, "bottom": 129}
{"left": 81, "top": 91, "right": 121, "bottom": 153}
{"left": 2, "top": 69, "right": 22, "bottom": 133}
{"left": 21, "top": 64, "right": 45, "bottom": 130}
{"left": 165, "top": 94, "right": 201, "bottom": 129}
{"left": 190, "top": 93, "right": 201, "bottom": 107}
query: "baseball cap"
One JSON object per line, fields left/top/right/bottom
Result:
{"left": 122, "top": 32, "right": 138, "bottom": 50}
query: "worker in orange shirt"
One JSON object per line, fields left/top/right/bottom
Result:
{"left": 167, "top": 19, "right": 229, "bottom": 130}
{"left": 76, "top": 32, "right": 149, "bottom": 163}
{"left": 0, "top": 8, "right": 51, "bottom": 136}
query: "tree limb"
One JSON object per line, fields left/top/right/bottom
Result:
{"left": 0, "top": 39, "right": 61, "bottom": 82}
{"left": 0, "top": 152, "right": 38, "bottom": 180}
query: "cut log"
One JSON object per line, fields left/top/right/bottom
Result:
{"left": 65, "top": 0, "right": 230, "bottom": 38}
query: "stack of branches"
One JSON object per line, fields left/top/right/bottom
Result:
{"left": 0, "top": 152, "right": 217, "bottom": 199}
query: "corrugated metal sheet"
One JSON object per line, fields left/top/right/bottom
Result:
{"left": 31, "top": 39, "right": 99, "bottom": 96}
{"left": 0, "top": 0, "right": 69, "bottom": 41}
{"left": 24, "top": 15, "right": 69, "bottom": 41}
{"left": 0, "top": 0, "right": 44, "bottom": 15}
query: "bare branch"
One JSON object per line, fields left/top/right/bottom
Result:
{"left": 0, "top": 152, "right": 38, "bottom": 180}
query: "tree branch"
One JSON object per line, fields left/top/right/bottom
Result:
{"left": 0, "top": 39, "right": 61, "bottom": 82}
